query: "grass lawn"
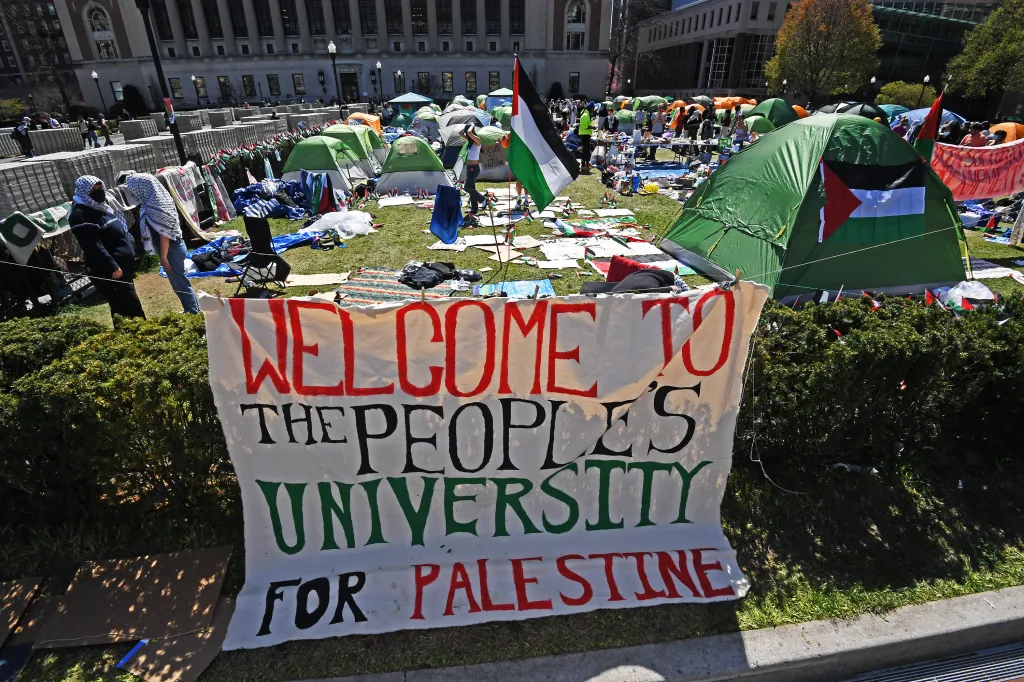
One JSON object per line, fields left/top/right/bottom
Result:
{"left": 26, "top": 169, "right": 1024, "bottom": 681}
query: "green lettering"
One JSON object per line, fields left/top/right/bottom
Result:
{"left": 540, "top": 463, "right": 579, "bottom": 534}
{"left": 492, "top": 478, "right": 541, "bottom": 537}
{"left": 360, "top": 479, "right": 387, "bottom": 546}
{"left": 672, "top": 461, "right": 712, "bottom": 524}
{"left": 387, "top": 476, "right": 437, "bottom": 546}
{"left": 256, "top": 480, "right": 307, "bottom": 555}
{"left": 627, "top": 461, "right": 675, "bottom": 527}
{"left": 584, "top": 459, "right": 627, "bottom": 531}
{"left": 318, "top": 481, "right": 356, "bottom": 550}
{"left": 444, "top": 477, "right": 484, "bottom": 536}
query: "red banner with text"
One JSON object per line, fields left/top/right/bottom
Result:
{"left": 931, "top": 139, "right": 1024, "bottom": 201}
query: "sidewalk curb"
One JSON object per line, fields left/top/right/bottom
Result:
{"left": 293, "top": 585, "right": 1024, "bottom": 682}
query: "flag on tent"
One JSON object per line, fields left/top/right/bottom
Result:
{"left": 819, "top": 159, "right": 926, "bottom": 243}
{"left": 508, "top": 58, "right": 579, "bottom": 211}
{"left": 913, "top": 92, "right": 944, "bottom": 163}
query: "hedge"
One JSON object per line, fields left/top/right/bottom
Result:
{"left": 2, "top": 297, "right": 1022, "bottom": 567}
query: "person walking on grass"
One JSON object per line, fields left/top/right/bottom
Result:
{"left": 462, "top": 125, "right": 485, "bottom": 222}
{"left": 125, "top": 173, "right": 199, "bottom": 314}
{"left": 578, "top": 101, "right": 594, "bottom": 171}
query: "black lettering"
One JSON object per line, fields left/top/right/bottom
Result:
{"left": 449, "top": 402, "right": 494, "bottom": 473}
{"left": 648, "top": 384, "right": 701, "bottom": 455}
{"left": 403, "top": 405, "right": 445, "bottom": 474}
{"left": 590, "top": 400, "right": 636, "bottom": 458}
{"left": 294, "top": 577, "right": 331, "bottom": 629}
{"left": 282, "top": 402, "right": 316, "bottom": 445}
{"left": 241, "top": 403, "right": 279, "bottom": 444}
{"left": 331, "top": 572, "right": 368, "bottom": 623}
{"left": 498, "top": 398, "right": 545, "bottom": 471}
{"left": 540, "top": 400, "right": 570, "bottom": 469}
{"left": 351, "top": 404, "right": 399, "bottom": 475}
{"left": 256, "top": 578, "right": 300, "bottom": 636}
{"left": 316, "top": 406, "right": 348, "bottom": 444}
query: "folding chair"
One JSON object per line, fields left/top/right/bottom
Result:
{"left": 233, "top": 215, "right": 291, "bottom": 297}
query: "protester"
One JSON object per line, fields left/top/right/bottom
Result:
{"left": 720, "top": 109, "right": 733, "bottom": 138}
{"left": 685, "top": 107, "right": 701, "bottom": 140}
{"left": 99, "top": 115, "right": 113, "bottom": 146}
{"left": 733, "top": 116, "right": 748, "bottom": 147}
{"left": 462, "top": 125, "right": 485, "bottom": 218}
{"left": 980, "top": 121, "right": 992, "bottom": 140}
{"left": 960, "top": 123, "right": 987, "bottom": 147}
{"left": 68, "top": 175, "right": 144, "bottom": 322}
{"left": 892, "top": 116, "right": 909, "bottom": 138}
{"left": 78, "top": 115, "right": 89, "bottom": 148}
{"left": 647, "top": 103, "right": 666, "bottom": 160}
{"left": 86, "top": 118, "right": 100, "bottom": 148}
{"left": 988, "top": 129, "right": 1007, "bottom": 146}
{"left": 578, "top": 101, "right": 594, "bottom": 171}
{"left": 125, "top": 173, "right": 199, "bottom": 315}
{"left": 11, "top": 117, "right": 34, "bottom": 158}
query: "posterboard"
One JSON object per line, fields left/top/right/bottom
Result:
{"left": 479, "top": 143, "right": 506, "bottom": 171}
{"left": 202, "top": 283, "right": 769, "bottom": 650}
{"left": 931, "top": 139, "right": 1024, "bottom": 201}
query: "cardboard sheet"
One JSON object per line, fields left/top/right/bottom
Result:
{"left": 428, "top": 239, "right": 469, "bottom": 252}
{"left": 35, "top": 546, "right": 232, "bottom": 649}
{"left": 284, "top": 273, "right": 350, "bottom": 287}
{"left": 117, "top": 598, "right": 235, "bottom": 682}
{"left": 0, "top": 580, "right": 39, "bottom": 647}
{"left": 595, "top": 208, "right": 634, "bottom": 217}
{"left": 376, "top": 195, "right": 415, "bottom": 207}
{"left": 461, "top": 234, "right": 506, "bottom": 247}
{"left": 0, "top": 596, "right": 58, "bottom": 682}
{"left": 511, "top": 235, "right": 543, "bottom": 249}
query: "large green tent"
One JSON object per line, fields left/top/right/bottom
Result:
{"left": 660, "top": 115, "right": 967, "bottom": 300}
{"left": 636, "top": 95, "right": 669, "bottom": 112}
{"left": 376, "top": 135, "right": 453, "bottom": 194}
{"left": 748, "top": 98, "right": 799, "bottom": 127}
{"left": 282, "top": 135, "right": 358, "bottom": 173}
{"left": 321, "top": 124, "right": 372, "bottom": 159}
{"left": 490, "top": 105, "right": 512, "bottom": 127}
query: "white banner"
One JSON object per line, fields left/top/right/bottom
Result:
{"left": 201, "top": 282, "right": 768, "bottom": 650}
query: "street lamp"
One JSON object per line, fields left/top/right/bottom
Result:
{"left": 916, "top": 74, "right": 930, "bottom": 109}
{"left": 327, "top": 40, "right": 342, "bottom": 118}
{"left": 782, "top": 78, "right": 788, "bottom": 96}
{"left": 91, "top": 71, "right": 107, "bottom": 115}
{"left": 376, "top": 60, "right": 382, "bottom": 102}
{"left": 133, "top": 0, "right": 186, "bottom": 164}
{"left": 396, "top": 70, "right": 403, "bottom": 94}
{"left": 190, "top": 74, "right": 201, "bottom": 106}
{"left": 369, "top": 64, "right": 377, "bottom": 104}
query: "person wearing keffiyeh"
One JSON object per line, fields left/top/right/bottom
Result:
{"left": 68, "top": 175, "right": 145, "bottom": 322}
{"left": 126, "top": 173, "right": 199, "bottom": 314}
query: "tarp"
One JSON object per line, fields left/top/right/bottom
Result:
{"left": 747, "top": 98, "right": 798, "bottom": 128}
{"left": 661, "top": 115, "right": 967, "bottom": 300}
{"left": 202, "top": 283, "right": 768, "bottom": 650}
{"left": 878, "top": 104, "right": 909, "bottom": 119}
{"left": 931, "top": 138, "right": 1024, "bottom": 200}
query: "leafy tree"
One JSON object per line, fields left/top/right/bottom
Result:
{"left": 946, "top": 0, "right": 1024, "bottom": 97}
{"left": 608, "top": 0, "right": 672, "bottom": 96}
{"left": 0, "top": 98, "right": 26, "bottom": 120}
{"left": 765, "top": 0, "right": 881, "bottom": 101}
{"left": 876, "top": 81, "right": 938, "bottom": 109}
{"left": 1, "top": 2, "right": 74, "bottom": 113}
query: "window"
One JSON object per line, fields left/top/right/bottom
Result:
{"left": 88, "top": 7, "right": 118, "bottom": 59}
{"left": 466, "top": 40, "right": 474, "bottom": 51}
{"left": 417, "top": 71, "right": 430, "bottom": 93}
{"left": 292, "top": 73, "right": 305, "bottom": 94}
{"left": 169, "top": 77, "right": 184, "bottom": 98}
{"left": 1, "top": 40, "right": 8, "bottom": 50}
{"left": 465, "top": 71, "right": 476, "bottom": 92}
{"left": 7, "top": 57, "right": 16, "bottom": 67}
{"left": 568, "top": 71, "right": 579, "bottom": 93}
{"left": 215, "top": 44, "right": 224, "bottom": 54}
{"left": 110, "top": 80, "right": 123, "bottom": 101}
{"left": 512, "top": 40, "right": 519, "bottom": 52}
{"left": 485, "top": 0, "right": 500, "bottom": 35}
{"left": 767, "top": 1, "right": 777, "bottom": 19}
{"left": 280, "top": 0, "right": 299, "bottom": 34}
{"left": 332, "top": 0, "right": 351, "bottom": 33}
{"left": 254, "top": 0, "right": 274, "bottom": 36}
{"left": 393, "top": 71, "right": 405, "bottom": 92}
{"left": 565, "top": 1, "right": 586, "bottom": 50}
{"left": 384, "top": 0, "right": 403, "bottom": 35}
{"left": 687, "top": 16, "right": 692, "bottom": 31}
{"left": 740, "top": 33, "right": 773, "bottom": 87}
{"left": 216, "top": 75, "right": 231, "bottom": 97}
{"left": 489, "top": 40, "right": 497, "bottom": 51}
{"left": 240, "top": 43, "right": 250, "bottom": 54}
{"left": 267, "top": 73, "right": 281, "bottom": 95}
{"left": 392, "top": 40, "right": 402, "bottom": 51}
{"left": 437, "top": 0, "right": 453, "bottom": 34}
{"left": 167, "top": 46, "right": 176, "bottom": 57}
{"left": 200, "top": 0, "right": 223, "bottom": 38}
{"left": 726, "top": 6, "right": 731, "bottom": 22}
{"left": 488, "top": 70, "right": 500, "bottom": 90}
{"left": 566, "top": 1, "right": 585, "bottom": 23}
{"left": 736, "top": 3, "right": 741, "bottom": 21}
{"left": 193, "top": 76, "right": 207, "bottom": 97}
{"left": 358, "top": 0, "right": 377, "bottom": 34}
{"left": 243, "top": 74, "right": 256, "bottom": 96}
{"left": 442, "top": 40, "right": 450, "bottom": 51}
{"left": 230, "top": 2, "right": 248, "bottom": 36}
{"left": 152, "top": 0, "right": 174, "bottom": 40}
{"left": 750, "top": 1, "right": 759, "bottom": 19}
{"left": 442, "top": 71, "right": 453, "bottom": 92}
{"left": 418, "top": 41, "right": 425, "bottom": 51}
{"left": 566, "top": 32, "right": 584, "bottom": 50}
{"left": 88, "top": 6, "right": 110, "bottom": 30}
{"left": 509, "top": 0, "right": 525, "bottom": 34}
{"left": 701, "top": 12, "right": 706, "bottom": 28}
{"left": 707, "top": 37, "right": 734, "bottom": 87}
{"left": 461, "top": 0, "right": 476, "bottom": 34}
{"left": 191, "top": 45, "right": 200, "bottom": 56}
{"left": 266, "top": 43, "right": 274, "bottom": 53}
{"left": 411, "top": 0, "right": 428, "bottom": 34}
{"left": 176, "top": 0, "right": 198, "bottom": 38}
{"left": 307, "top": 0, "right": 325, "bottom": 34}
{"left": 291, "top": 42, "right": 299, "bottom": 53}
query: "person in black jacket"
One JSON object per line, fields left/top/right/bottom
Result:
{"left": 68, "top": 175, "right": 145, "bottom": 322}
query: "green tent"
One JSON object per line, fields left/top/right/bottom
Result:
{"left": 476, "top": 94, "right": 488, "bottom": 108}
{"left": 447, "top": 95, "right": 474, "bottom": 110}
{"left": 748, "top": 98, "right": 799, "bottom": 128}
{"left": 660, "top": 115, "right": 967, "bottom": 300}
{"left": 636, "top": 95, "right": 669, "bottom": 112}
{"left": 282, "top": 135, "right": 358, "bottom": 173}
{"left": 391, "top": 113, "right": 412, "bottom": 129}
{"left": 321, "top": 124, "right": 372, "bottom": 159}
{"left": 614, "top": 109, "right": 635, "bottom": 123}
{"left": 746, "top": 115, "right": 776, "bottom": 133}
{"left": 490, "top": 105, "right": 512, "bottom": 127}
{"left": 380, "top": 135, "right": 444, "bottom": 174}
{"left": 414, "top": 106, "right": 439, "bottom": 121}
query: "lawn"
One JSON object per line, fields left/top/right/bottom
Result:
{"left": 27, "top": 170, "right": 1024, "bottom": 682}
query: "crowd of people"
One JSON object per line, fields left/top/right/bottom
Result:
{"left": 9, "top": 111, "right": 116, "bottom": 158}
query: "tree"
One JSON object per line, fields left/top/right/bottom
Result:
{"left": 607, "top": 0, "right": 672, "bottom": 96}
{"left": 875, "top": 81, "right": 938, "bottom": 109}
{"left": 1, "top": 2, "right": 75, "bottom": 114}
{"left": 764, "top": 0, "right": 881, "bottom": 102}
{"left": 945, "top": 0, "right": 1024, "bottom": 97}
{"left": 0, "top": 98, "right": 27, "bottom": 120}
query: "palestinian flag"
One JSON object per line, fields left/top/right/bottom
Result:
{"left": 913, "top": 92, "right": 944, "bottom": 164}
{"left": 819, "top": 159, "right": 927, "bottom": 244}
{"left": 508, "top": 58, "right": 579, "bottom": 211}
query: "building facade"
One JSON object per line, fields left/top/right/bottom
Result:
{"left": 633, "top": 0, "right": 997, "bottom": 99}
{"left": 57, "top": 0, "right": 613, "bottom": 113}
{"left": 0, "top": 1, "right": 81, "bottom": 112}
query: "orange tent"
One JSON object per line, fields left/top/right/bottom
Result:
{"left": 990, "top": 122, "right": 1024, "bottom": 142}
{"left": 347, "top": 112, "right": 382, "bottom": 135}
{"left": 667, "top": 100, "right": 688, "bottom": 111}
{"left": 792, "top": 105, "right": 809, "bottom": 119}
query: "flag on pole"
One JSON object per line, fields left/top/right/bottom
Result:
{"left": 508, "top": 58, "right": 579, "bottom": 211}
{"left": 913, "top": 91, "right": 944, "bottom": 164}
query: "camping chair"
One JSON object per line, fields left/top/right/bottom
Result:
{"left": 232, "top": 215, "right": 291, "bottom": 297}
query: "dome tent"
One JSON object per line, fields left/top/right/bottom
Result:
{"left": 281, "top": 135, "right": 359, "bottom": 192}
{"left": 439, "top": 108, "right": 490, "bottom": 129}
{"left": 660, "top": 115, "right": 967, "bottom": 300}
{"left": 837, "top": 102, "right": 890, "bottom": 126}
{"left": 320, "top": 124, "right": 381, "bottom": 177}
{"left": 485, "top": 87, "right": 513, "bottom": 111}
{"left": 375, "top": 135, "right": 455, "bottom": 195}
{"left": 747, "top": 98, "right": 799, "bottom": 127}
{"left": 490, "top": 105, "right": 512, "bottom": 127}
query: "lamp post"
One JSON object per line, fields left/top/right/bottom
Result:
{"left": 327, "top": 40, "right": 342, "bottom": 118}
{"left": 91, "top": 71, "right": 107, "bottom": 115}
{"left": 190, "top": 74, "right": 201, "bottom": 106}
{"left": 916, "top": 74, "right": 930, "bottom": 109}
{"left": 782, "top": 79, "right": 788, "bottom": 98}
{"left": 133, "top": 0, "right": 186, "bottom": 164}
{"left": 765, "top": 80, "right": 769, "bottom": 96}
{"left": 396, "top": 70, "right": 402, "bottom": 93}
{"left": 317, "top": 67, "right": 326, "bottom": 97}
{"left": 376, "top": 60, "right": 382, "bottom": 102}
{"left": 369, "top": 64, "right": 377, "bottom": 105}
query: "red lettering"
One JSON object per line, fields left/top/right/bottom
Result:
{"left": 588, "top": 553, "right": 625, "bottom": 602}
{"left": 338, "top": 309, "right": 394, "bottom": 395}
{"left": 443, "top": 562, "right": 482, "bottom": 616}
{"left": 477, "top": 559, "right": 515, "bottom": 611}
{"left": 682, "top": 289, "right": 735, "bottom": 377}
{"left": 499, "top": 301, "right": 548, "bottom": 394}
{"left": 396, "top": 303, "right": 444, "bottom": 397}
{"left": 547, "top": 302, "right": 598, "bottom": 398}
{"left": 622, "top": 552, "right": 668, "bottom": 600}
{"left": 411, "top": 563, "right": 440, "bottom": 619}
{"left": 230, "top": 298, "right": 290, "bottom": 394}
{"left": 510, "top": 557, "right": 552, "bottom": 611}
{"left": 287, "top": 300, "right": 345, "bottom": 396}
{"left": 445, "top": 301, "right": 496, "bottom": 397}
{"left": 691, "top": 549, "right": 736, "bottom": 598}
{"left": 556, "top": 554, "right": 593, "bottom": 607}
{"left": 642, "top": 297, "right": 692, "bottom": 367}
{"left": 657, "top": 551, "right": 702, "bottom": 599}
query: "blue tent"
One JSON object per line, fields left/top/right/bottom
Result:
{"left": 389, "top": 92, "right": 434, "bottom": 116}
{"left": 890, "top": 107, "right": 966, "bottom": 130}
{"left": 484, "top": 88, "right": 513, "bottom": 111}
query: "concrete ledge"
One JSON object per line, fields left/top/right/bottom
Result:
{"left": 294, "top": 585, "right": 1024, "bottom": 682}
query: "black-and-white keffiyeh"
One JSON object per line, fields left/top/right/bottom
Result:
{"left": 126, "top": 173, "right": 182, "bottom": 254}
{"left": 73, "top": 175, "right": 129, "bottom": 233}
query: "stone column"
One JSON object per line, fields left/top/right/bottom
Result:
{"left": 296, "top": 0, "right": 312, "bottom": 51}
{"left": 476, "top": 0, "right": 485, "bottom": 45}
{"left": 697, "top": 39, "right": 709, "bottom": 89}
{"left": 216, "top": 0, "right": 237, "bottom": 54}
{"left": 499, "top": 0, "right": 509, "bottom": 51}
{"left": 242, "top": 0, "right": 259, "bottom": 49}
{"left": 322, "top": 0, "right": 336, "bottom": 42}
{"left": 268, "top": 0, "right": 287, "bottom": 52}
{"left": 190, "top": 0, "right": 212, "bottom": 55}
{"left": 452, "top": 0, "right": 462, "bottom": 49}
{"left": 350, "top": 0, "right": 364, "bottom": 50}
{"left": 162, "top": 0, "right": 188, "bottom": 58}
{"left": 401, "top": 0, "right": 414, "bottom": 50}
{"left": 375, "top": 0, "right": 388, "bottom": 51}
{"left": 426, "top": 0, "right": 437, "bottom": 52}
